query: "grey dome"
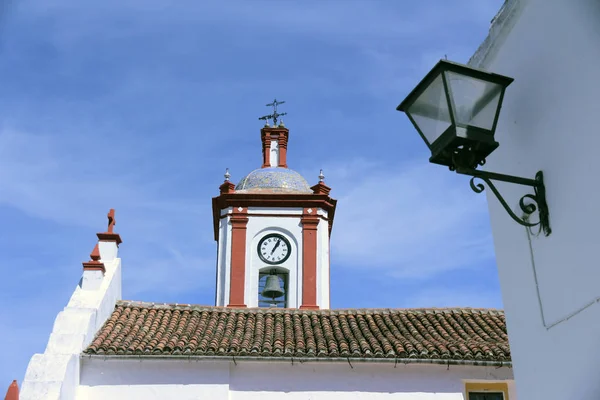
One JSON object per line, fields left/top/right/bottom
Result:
{"left": 235, "top": 167, "right": 312, "bottom": 194}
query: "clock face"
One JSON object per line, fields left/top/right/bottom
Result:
{"left": 258, "top": 234, "right": 291, "bottom": 265}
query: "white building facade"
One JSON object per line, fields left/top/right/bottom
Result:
{"left": 77, "top": 358, "right": 515, "bottom": 400}
{"left": 468, "top": 0, "right": 600, "bottom": 398}
{"left": 17, "top": 121, "right": 515, "bottom": 399}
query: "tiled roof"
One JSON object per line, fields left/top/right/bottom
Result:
{"left": 84, "top": 301, "right": 510, "bottom": 361}
{"left": 84, "top": 301, "right": 510, "bottom": 363}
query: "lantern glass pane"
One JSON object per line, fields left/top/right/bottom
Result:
{"left": 406, "top": 74, "right": 452, "bottom": 145}
{"left": 446, "top": 72, "right": 503, "bottom": 130}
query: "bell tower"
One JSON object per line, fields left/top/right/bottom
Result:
{"left": 211, "top": 102, "right": 337, "bottom": 309}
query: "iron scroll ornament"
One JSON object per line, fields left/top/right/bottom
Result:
{"left": 460, "top": 169, "right": 552, "bottom": 236}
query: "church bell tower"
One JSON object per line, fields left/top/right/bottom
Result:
{"left": 211, "top": 101, "right": 337, "bottom": 309}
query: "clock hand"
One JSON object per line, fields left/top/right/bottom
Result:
{"left": 270, "top": 239, "right": 281, "bottom": 255}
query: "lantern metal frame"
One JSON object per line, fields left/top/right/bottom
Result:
{"left": 397, "top": 60, "right": 513, "bottom": 169}
{"left": 397, "top": 60, "right": 551, "bottom": 236}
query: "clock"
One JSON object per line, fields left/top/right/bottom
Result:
{"left": 258, "top": 233, "right": 291, "bottom": 265}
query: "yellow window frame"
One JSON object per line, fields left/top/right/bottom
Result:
{"left": 465, "top": 382, "right": 509, "bottom": 400}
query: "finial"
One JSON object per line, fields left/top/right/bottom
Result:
{"left": 82, "top": 242, "right": 105, "bottom": 276}
{"left": 318, "top": 169, "right": 325, "bottom": 182}
{"left": 89, "top": 243, "right": 101, "bottom": 261}
{"left": 224, "top": 168, "right": 231, "bottom": 182}
{"left": 107, "top": 209, "right": 116, "bottom": 233}
{"left": 258, "top": 98, "right": 288, "bottom": 126}
{"left": 279, "top": 119, "right": 285, "bottom": 127}
{"left": 5, "top": 380, "right": 18, "bottom": 400}
{"left": 97, "top": 208, "right": 122, "bottom": 245}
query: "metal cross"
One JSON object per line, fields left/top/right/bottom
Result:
{"left": 258, "top": 98, "right": 287, "bottom": 126}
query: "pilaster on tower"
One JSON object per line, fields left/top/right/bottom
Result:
{"left": 261, "top": 124, "right": 289, "bottom": 168}
{"left": 212, "top": 103, "right": 337, "bottom": 310}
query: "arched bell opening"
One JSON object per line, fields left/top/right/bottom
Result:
{"left": 258, "top": 267, "right": 289, "bottom": 308}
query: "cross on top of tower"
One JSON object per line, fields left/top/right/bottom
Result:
{"left": 258, "top": 98, "right": 287, "bottom": 126}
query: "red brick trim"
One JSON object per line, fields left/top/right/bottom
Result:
{"left": 260, "top": 126, "right": 289, "bottom": 168}
{"left": 96, "top": 209, "right": 123, "bottom": 245}
{"left": 212, "top": 193, "right": 337, "bottom": 241}
{"left": 311, "top": 182, "right": 331, "bottom": 196}
{"left": 228, "top": 207, "right": 249, "bottom": 308}
{"left": 219, "top": 212, "right": 329, "bottom": 222}
{"left": 83, "top": 244, "right": 106, "bottom": 274}
{"left": 261, "top": 135, "right": 271, "bottom": 168}
{"left": 96, "top": 232, "right": 123, "bottom": 245}
{"left": 82, "top": 263, "right": 106, "bottom": 273}
{"left": 300, "top": 208, "right": 320, "bottom": 310}
{"left": 4, "top": 380, "right": 18, "bottom": 400}
{"left": 219, "top": 181, "right": 235, "bottom": 194}
{"left": 277, "top": 133, "right": 288, "bottom": 168}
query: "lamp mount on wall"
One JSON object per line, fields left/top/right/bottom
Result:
{"left": 396, "top": 60, "right": 551, "bottom": 236}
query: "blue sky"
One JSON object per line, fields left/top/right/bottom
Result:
{"left": 0, "top": 0, "right": 504, "bottom": 386}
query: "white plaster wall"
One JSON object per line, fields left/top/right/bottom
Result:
{"left": 270, "top": 139, "right": 279, "bottom": 167}
{"left": 248, "top": 207, "right": 303, "bottom": 215}
{"left": 20, "top": 242, "right": 122, "bottom": 400}
{"left": 77, "top": 358, "right": 515, "bottom": 400}
{"left": 217, "top": 206, "right": 332, "bottom": 308}
{"left": 229, "top": 362, "right": 515, "bottom": 400}
{"left": 215, "top": 214, "right": 232, "bottom": 306}
{"left": 220, "top": 207, "right": 233, "bottom": 216}
{"left": 81, "top": 270, "right": 103, "bottom": 291}
{"left": 246, "top": 214, "right": 303, "bottom": 308}
{"left": 77, "top": 359, "right": 230, "bottom": 400}
{"left": 317, "top": 208, "right": 330, "bottom": 308}
{"left": 469, "top": 0, "right": 600, "bottom": 398}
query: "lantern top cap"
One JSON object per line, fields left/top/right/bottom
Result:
{"left": 396, "top": 59, "right": 514, "bottom": 113}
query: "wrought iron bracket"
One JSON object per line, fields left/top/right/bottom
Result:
{"left": 455, "top": 167, "right": 551, "bottom": 236}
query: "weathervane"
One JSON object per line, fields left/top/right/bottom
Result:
{"left": 259, "top": 98, "right": 287, "bottom": 126}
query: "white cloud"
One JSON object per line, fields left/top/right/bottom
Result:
{"left": 21, "top": 1, "right": 498, "bottom": 43}
{"left": 0, "top": 127, "right": 496, "bottom": 291}
{"left": 0, "top": 0, "right": 507, "bottom": 388}
{"left": 323, "top": 157, "right": 495, "bottom": 280}
{"left": 123, "top": 250, "right": 216, "bottom": 298}
{"left": 401, "top": 286, "right": 503, "bottom": 309}
{"left": 0, "top": 128, "right": 215, "bottom": 296}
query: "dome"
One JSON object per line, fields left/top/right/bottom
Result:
{"left": 235, "top": 167, "right": 313, "bottom": 194}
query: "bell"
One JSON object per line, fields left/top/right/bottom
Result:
{"left": 262, "top": 274, "right": 285, "bottom": 299}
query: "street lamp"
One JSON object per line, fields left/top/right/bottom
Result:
{"left": 397, "top": 60, "right": 551, "bottom": 236}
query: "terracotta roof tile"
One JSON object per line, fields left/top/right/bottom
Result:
{"left": 84, "top": 301, "right": 510, "bottom": 362}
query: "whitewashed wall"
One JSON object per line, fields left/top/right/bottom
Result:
{"left": 269, "top": 139, "right": 279, "bottom": 167}
{"left": 216, "top": 207, "right": 233, "bottom": 306}
{"left": 317, "top": 208, "right": 330, "bottom": 308}
{"left": 246, "top": 208, "right": 303, "bottom": 308}
{"left": 469, "top": 0, "right": 600, "bottom": 398}
{"left": 77, "top": 358, "right": 515, "bottom": 400}
{"left": 20, "top": 242, "right": 122, "bottom": 400}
